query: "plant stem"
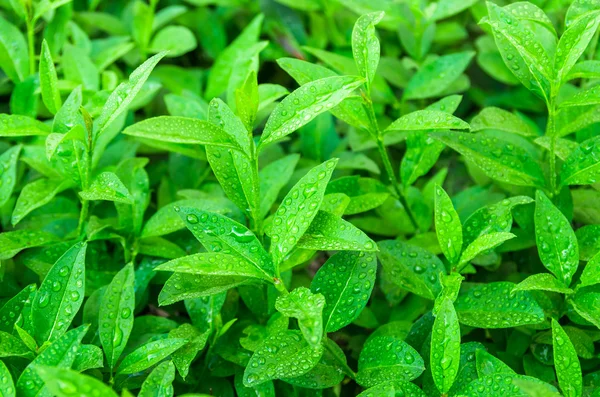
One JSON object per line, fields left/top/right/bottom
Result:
{"left": 26, "top": 19, "right": 35, "bottom": 76}
{"left": 325, "top": 338, "right": 356, "bottom": 379}
{"left": 77, "top": 200, "right": 89, "bottom": 238}
{"left": 364, "top": 96, "right": 419, "bottom": 231}
{"left": 546, "top": 98, "right": 557, "bottom": 196}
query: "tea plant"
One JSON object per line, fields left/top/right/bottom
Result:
{"left": 0, "top": 0, "right": 599, "bottom": 396}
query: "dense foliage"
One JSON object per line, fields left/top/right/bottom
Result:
{"left": 1, "top": 0, "right": 600, "bottom": 395}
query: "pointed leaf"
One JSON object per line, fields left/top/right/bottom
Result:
{"left": 269, "top": 159, "right": 338, "bottom": 266}
{"left": 385, "top": 110, "right": 469, "bottom": 133}
{"left": 434, "top": 185, "right": 463, "bottom": 265}
{"left": 357, "top": 335, "right": 424, "bottom": 387}
{"left": 31, "top": 242, "right": 87, "bottom": 344}
{"left": 117, "top": 338, "right": 187, "bottom": 375}
{"left": 552, "top": 320, "right": 582, "bottom": 397}
{"left": 352, "top": 12, "right": 384, "bottom": 86}
{"left": 455, "top": 282, "right": 544, "bottom": 328}
{"left": 35, "top": 366, "right": 118, "bottom": 397}
{"left": 431, "top": 298, "right": 460, "bottom": 393}
{"left": 99, "top": 263, "right": 135, "bottom": 370}
{"left": 535, "top": 191, "right": 579, "bottom": 286}
{"left": 39, "top": 40, "right": 61, "bottom": 114}
{"left": 258, "top": 76, "right": 364, "bottom": 149}
{"left": 177, "top": 207, "right": 275, "bottom": 278}
{"left": 243, "top": 330, "right": 323, "bottom": 387}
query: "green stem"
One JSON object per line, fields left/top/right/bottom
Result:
{"left": 325, "top": 338, "right": 356, "bottom": 379}
{"left": 546, "top": 98, "right": 557, "bottom": 196}
{"left": 77, "top": 200, "right": 89, "bottom": 238}
{"left": 364, "top": 96, "right": 419, "bottom": 231}
{"left": 26, "top": 19, "right": 35, "bottom": 76}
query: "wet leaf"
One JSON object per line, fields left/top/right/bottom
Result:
{"left": 275, "top": 287, "right": 325, "bottom": 347}
{"left": 311, "top": 251, "right": 377, "bottom": 332}
{"left": 356, "top": 335, "right": 424, "bottom": 387}
{"left": 552, "top": 320, "right": 582, "bottom": 397}
{"left": 454, "top": 282, "right": 545, "bottom": 328}
{"left": 535, "top": 191, "right": 579, "bottom": 286}
{"left": 269, "top": 159, "right": 338, "bottom": 266}
{"left": 99, "top": 263, "right": 135, "bottom": 370}
{"left": 35, "top": 366, "right": 118, "bottom": 397}
{"left": 243, "top": 330, "right": 323, "bottom": 387}
{"left": 430, "top": 298, "right": 460, "bottom": 393}
{"left": 116, "top": 338, "right": 187, "bottom": 375}
{"left": 31, "top": 242, "right": 86, "bottom": 344}
{"left": 434, "top": 185, "right": 463, "bottom": 265}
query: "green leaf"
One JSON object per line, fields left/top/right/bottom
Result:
{"left": 150, "top": 26, "right": 197, "bottom": 57}
{"left": 35, "top": 366, "right": 118, "bottom": 397}
{"left": 352, "top": 12, "right": 384, "bottom": 87}
{"left": 139, "top": 361, "right": 176, "bottom": 397}
{"left": 463, "top": 196, "right": 533, "bottom": 246}
{"left": 432, "top": 131, "right": 546, "bottom": 187}
{"left": 235, "top": 71, "right": 259, "bottom": 132}
{"left": 431, "top": 298, "right": 460, "bottom": 393}
{"left": 275, "top": 287, "right": 325, "bottom": 347}
{"left": 155, "top": 253, "right": 271, "bottom": 281}
{"left": 552, "top": 320, "right": 582, "bottom": 397}
{"left": 458, "top": 232, "right": 516, "bottom": 269}
{"left": 404, "top": 51, "right": 474, "bottom": 100}
{"left": 462, "top": 374, "right": 558, "bottom": 396}
{"left": 434, "top": 185, "right": 463, "bottom": 265}
{"left": 31, "top": 242, "right": 87, "bottom": 344}
{"left": 94, "top": 51, "right": 166, "bottom": 140}
{"left": 259, "top": 154, "right": 299, "bottom": 218}
{"left": 432, "top": 0, "right": 480, "bottom": 20}
{"left": 566, "top": 60, "right": 600, "bottom": 80}
{"left": 177, "top": 206, "right": 275, "bottom": 278}
{"left": 16, "top": 325, "right": 88, "bottom": 397}
{"left": 0, "top": 16, "right": 29, "bottom": 82}
{"left": 357, "top": 381, "right": 427, "bottom": 397}
{"left": 311, "top": 251, "right": 377, "bottom": 332}
{"left": 325, "top": 176, "right": 389, "bottom": 215}
{"left": 72, "top": 344, "right": 104, "bottom": 372}
{"left": 513, "top": 273, "right": 574, "bottom": 294}
{"left": 0, "top": 114, "right": 51, "bottom": 137}
{"left": 483, "top": 2, "right": 552, "bottom": 99}
{"left": 205, "top": 14, "right": 263, "bottom": 99}
{"left": 385, "top": 110, "right": 470, "bottom": 133}
{"left": 79, "top": 172, "right": 133, "bottom": 204}
{"left": 401, "top": 133, "right": 445, "bottom": 188}
{"left": 535, "top": 191, "right": 579, "bottom": 286}
{"left": 433, "top": 273, "right": 464, "bottom": 315}
{"left": 168, "top": 323, "right": 210, "bottom": 378}
{"left": 454, "top": 282, "right": 545, "bottom": 328}
{"left": 296, "top": 210, "right": 376, "bottom": 251}
{"left": 62, "top": 44, "right": 99, "bottom": 91}
{"left": 99, "top": 263, "right": 135, "bottom": 370}
{"left": 356, "top": 335, "right": 424, "bottom": 387}
{"left": 560, "top": 136, "right": 600, "bottom": 186}
{"left": 141, "top": 198, "right": 241, "bottom": 238}
{"left": 39, "top": 40, "right": 61, "bottom": 115}
{"left": 0, "top": 283, "right": 36, "bottom": 332}
{"left": 258, "top": 77, "right": 364, "bottom": 149}
{"left": 579, "top": 252, "right": 600, "bottom": 289}
{"left": 269, "top": 159, "right": 338, "bottom": 266}
{"left": 280, "top": 338, "right": 346, "bottom": 389}
{"left": 535, "top": 136, "right": 579, "bottom": 161}
{"left": 117, "top": 338, "right": 187, "bottom": 375}
{"left": 378, "top": 240, "right": 444, "bottom": 300}
{"left": 159, "top": 273, "right": 247, "bottom": 306}
{"left": 569, "top": 285, "right": 600, "bottom": 329}
{"left": 243, "top": 330, "right": 323, "bottom": 387}
{"left": 123, "top": 116, "right": 243, "bottom": 150}
{"left": 0, "top": 360, "right": 15, "bottom": 397}
{"left": 553, "top": 11, "right": 600, "bottom": 85}
{"left": 0, "top": 144, "right": 21, "bottom": 207}
{"left": 0, "top": 230, "right": 59, "bottom": 260}
{"left": 559, "top": 85, "right": 600, "bottom": 108}
{"left": 471, "top": 107, "right": 538, "bottom": 137}
{"left": 0, "top": 331, "right": 33, "bottom": 358}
